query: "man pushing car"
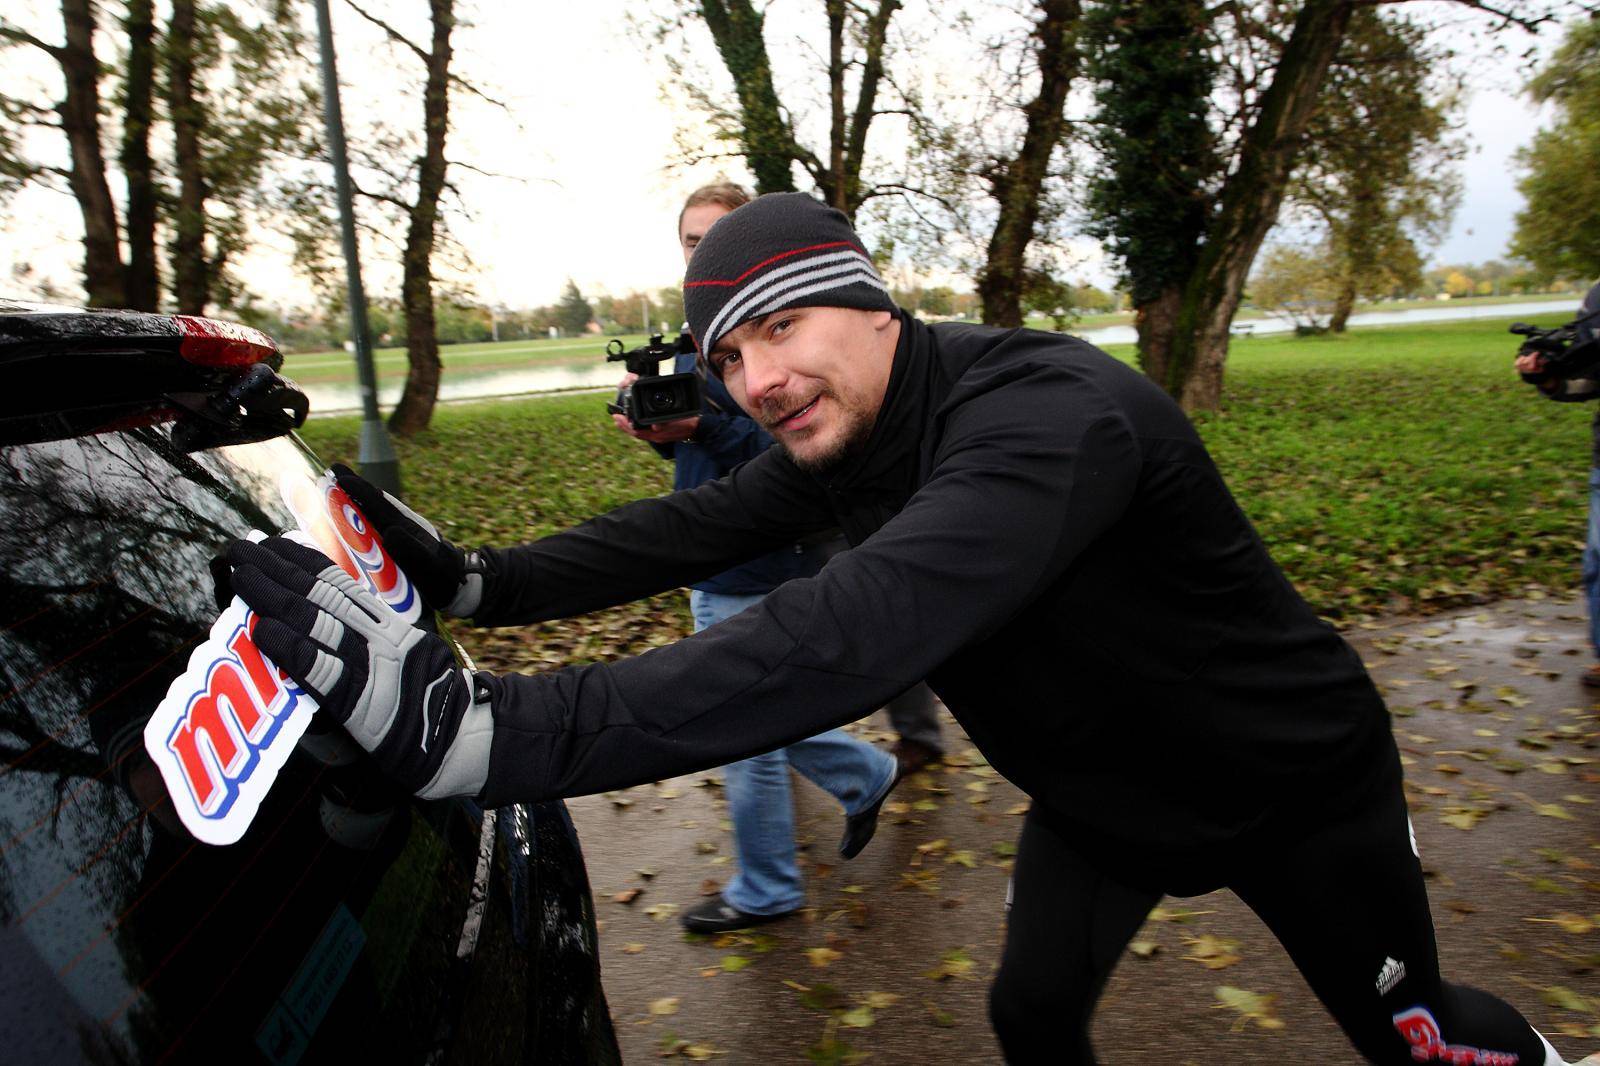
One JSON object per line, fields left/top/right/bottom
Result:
{"left": 221, "top": 192, "right": 1593, "bottom": 1065}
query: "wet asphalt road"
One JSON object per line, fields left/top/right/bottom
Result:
{"left": 565, "top": 596, "right": 1600, "bottom": 1064}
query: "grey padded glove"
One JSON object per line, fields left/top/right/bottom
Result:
{"left": 224, "top": 535, "right": 494, "bottom": 799}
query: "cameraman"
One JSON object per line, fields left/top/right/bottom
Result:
{"left": 1516, "top": 279, "right": 1600, "bottom": 686}
{"left": 605, "top": 182, "right": 900, "bottom": 933}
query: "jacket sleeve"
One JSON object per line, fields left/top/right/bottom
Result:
{"left": 476, "top": 362, "right": 1144, "bottom": 806}
{"left": 473, "top": 446, "right": 837, "bottom": 626}
{"left": 693, "top": 408, "right": 774, "bottom": 468}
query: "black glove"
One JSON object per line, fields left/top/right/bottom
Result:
{"left": 225, "top": 536, "right": 495, "bottom": 799}
{"left": 331, "top": 463, "right": 484, "bottom": 617}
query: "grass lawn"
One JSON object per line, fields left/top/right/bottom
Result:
{"left": 280, "top": 332, "right": 653, "bottom": 387}
{"left": 297, "top": 311, "right": 1591, "bottom": 663}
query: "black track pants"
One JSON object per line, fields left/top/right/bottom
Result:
{"left": 990, "top": 783, "right": 1548, "bottom": 1064}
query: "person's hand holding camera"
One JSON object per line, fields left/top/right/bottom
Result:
{"left": 1515, "top": 349, "right": 1566, "bottom": 394}
{"left": 609, "top": 372, "right": 701, "bottom": 444}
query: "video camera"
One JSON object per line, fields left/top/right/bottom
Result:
{"left": 1512, "top": 310, "right": 1600, "bottom": 387}
{"left": 605, "top": 333, "right": 702, "bottom": 428}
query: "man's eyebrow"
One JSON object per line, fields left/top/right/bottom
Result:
{"left": 713, "top": 313, "right": 771, "bottom": 354}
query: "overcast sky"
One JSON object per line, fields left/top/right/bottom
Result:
{"left": 0, "top": 1, "right": 1573, "bottom": 311}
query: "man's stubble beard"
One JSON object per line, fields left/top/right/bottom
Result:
{"left": 772, "top": 393, "right": 876, "bottom": 478}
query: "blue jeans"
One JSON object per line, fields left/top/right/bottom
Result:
{"left": 690, "top": 590, "right": 899, "bottom": 915}
{"left": 1584, "top": 468, "right": 1600, "bottom": 658}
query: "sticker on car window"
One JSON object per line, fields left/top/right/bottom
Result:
{"left": 142, "top": 470, "right": 420, "bottom": 845}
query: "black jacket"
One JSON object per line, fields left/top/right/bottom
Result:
{"left": 475, "top": 312, "right": 1394, "bottom": 892}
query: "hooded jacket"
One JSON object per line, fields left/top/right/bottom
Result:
{"left": 474, "top": 311, "right": 1395, "bottom": 892}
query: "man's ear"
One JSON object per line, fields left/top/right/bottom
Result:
{"left": 867, "top": 309, "right": 894, "bottom": 332}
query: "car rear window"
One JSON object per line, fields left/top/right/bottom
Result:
{"left": 0, "top": 424, "right": 486, "bottom": 1063}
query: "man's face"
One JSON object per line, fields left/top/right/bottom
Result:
{"left": 707, "top": 306, "right": 898, "bottom": 476}
{"left": 679, "top": 203, "right": 731, "bottom": 265}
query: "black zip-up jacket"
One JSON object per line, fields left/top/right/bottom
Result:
{"left": 474, "top": 312, "right": 1394, "bottom": 892}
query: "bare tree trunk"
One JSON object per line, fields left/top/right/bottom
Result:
{"left": 825, "top": 0, "right": 846, "bottom": 211}
{"left": 1165, "top": 0, "right": 1356, "bottom": 411}
{"left": 121, "top": 0, "right": 159, "bottom": 311}
{"left": 978, "top": 0, "right": 1080, "bottom": 328}
{"left": 1329, "top": 274, "right": 1356, "bottom": 333}
{"left": 840, "top": 0, "right": 897, "bottom": 217}
{"left": 698, "top": 0, "right": 799, "bottom": 195}
{"left": 1134, "top": 284, "right": 1183, "bottom": 388}
{"left": 388, "top": 0, "right": 455, "bottom": 437}
{"left": 59, "top": 0, "right": 124, "bottom": 308}
{"left": 167, "top": 0, "right": 208, "bottom": 314}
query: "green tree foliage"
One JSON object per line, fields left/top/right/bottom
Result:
{"left": 1082, "top": 0, "right": 1572, "bottom": 410}
{"left": 1289, "top": 9, "right": 1461, "bottom": 331}
{"left": 1512, "top": 16, "right": 1600, "bottom": 280}
{"left": 1082, "top": 0, "right": 1217, "bottom": 313}
{"left": 1021, "top": 270, "right": 1076, "bottom": 330}
{"left": 0, "top": 0, "right": 319, "bottom": 311}
{"left": 1249, "top": 243, "right": 1341, "bottom": 332}
{"left": 556, "top": 279, "right": 594, "bottom": 336}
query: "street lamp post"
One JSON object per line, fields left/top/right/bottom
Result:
{"left": 312, "top": 0, "right": 402, "bottom": 497}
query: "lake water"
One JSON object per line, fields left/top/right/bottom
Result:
{"left": 301, "top": 298, "right": 1575, "bottom": 415}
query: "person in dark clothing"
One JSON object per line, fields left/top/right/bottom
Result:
{"left": 1516, "top": 280, "right": 1600, "bottom": 687}
{"left": 223, "top": 193, "right": 1591, "bottom": 1064}
{"left": 616, "top": 181, "right": 943, "bottom": 769}
{"left": 607, "top": 181, "right": 901, "bottom": 933}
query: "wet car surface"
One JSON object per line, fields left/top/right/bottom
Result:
{"left": 0, "top": 304, "right": 619, "bottom": 1064}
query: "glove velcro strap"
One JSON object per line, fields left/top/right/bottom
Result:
{"left": 418, "top": 683, "right": 494, "bottom": 800}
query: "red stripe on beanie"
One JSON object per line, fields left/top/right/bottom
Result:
{"left": 684, "top": 240, "right": 867, "bottom": 288}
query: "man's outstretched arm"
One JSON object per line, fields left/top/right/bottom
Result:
{"left": 233, "top": 365, "right": 1143, "bottom": 804}
{"left": 475, "top": 366, "right": 1144, "bottom": 804}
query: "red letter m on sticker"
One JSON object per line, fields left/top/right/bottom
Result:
{"left": 166, "top": 622, "right": 286, "bottom": 817}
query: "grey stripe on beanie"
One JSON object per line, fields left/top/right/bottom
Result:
{"left": 684, "top": 192, "right": 895, "bottom": 366}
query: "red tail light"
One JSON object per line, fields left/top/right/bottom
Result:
{"left": 174, "top": 315, "right": 278, "bottom": 367}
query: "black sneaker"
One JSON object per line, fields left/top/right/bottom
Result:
{"left": 679, "top": 896, "right": 795, "bottom": 934}
{"left": 839, "top": 766, "right": 906, "bottom": 860}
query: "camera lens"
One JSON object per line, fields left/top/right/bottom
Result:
{"left": 646, "top": 389, "right": 675, "bottom": 413}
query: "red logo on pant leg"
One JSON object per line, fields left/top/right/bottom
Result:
{"left": 1392, "top": 1007, "right": 1519, "bottom": 1066}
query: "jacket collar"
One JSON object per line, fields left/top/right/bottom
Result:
{"left": 819, "top": 308, "right": 931, "bottom": 496}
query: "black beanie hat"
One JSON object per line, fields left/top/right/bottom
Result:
{"left": 684, "top": 192, "right": 895, "bottom": 364}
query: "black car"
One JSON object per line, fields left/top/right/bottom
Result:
{"left": 0, "top": 303, "right": 619, "bottom": 1064}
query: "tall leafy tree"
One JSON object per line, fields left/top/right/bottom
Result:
{"left": 120, "top": 0, "right": 159, "bottom": 310}
{"left": 555, "top": 279, "right": 593, "bottom": 336}
{"left": 653, "top": 0, "right": 906, "bottom": 216}
{"left": 1511, "top": 15, "right": 1600, "bottom": 280}
{"left": 1082, "top": 0, "right": 1218, "bottom": 390}
{"left": 1084, "top": 0, "right": 1568, "bottom": 411}
{"left": 974, "top": 0, "right": 1082, "bottom": 327}
{"left": 1086, "top": 0, "right": 1360, "bottom": 410}
{"left": 0, "top": 1, "right": 320, "bottom": 312}
{"left": 1289, "top": 10, "right": 1462, "bottom": 332}
{"left": 1, "top": 1, "right": 127, "bottom": 306}
{"left": 341, "top": 0, "right": 463, "bottom": 436}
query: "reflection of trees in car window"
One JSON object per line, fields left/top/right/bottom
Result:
{"left": 0, "top": 426, "right": 320, "bottom": 1053}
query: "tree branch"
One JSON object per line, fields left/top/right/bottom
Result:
{"left": 341, "top": 0, "right": 429, "bottom": 61}
{"left": 0, "top": 22, "right": 63, "bottom": 58}
{"left": 448, "top": 72, "right": 508, "bottom": 110}
{"left": 349, "top": 177, "right": 411, "bottom": 210}
{"left": 445, "top": 157, "right": 521, "bottom": 181}
{"left": 1378, "top": 0, "right": 1555, "bottom": 32}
